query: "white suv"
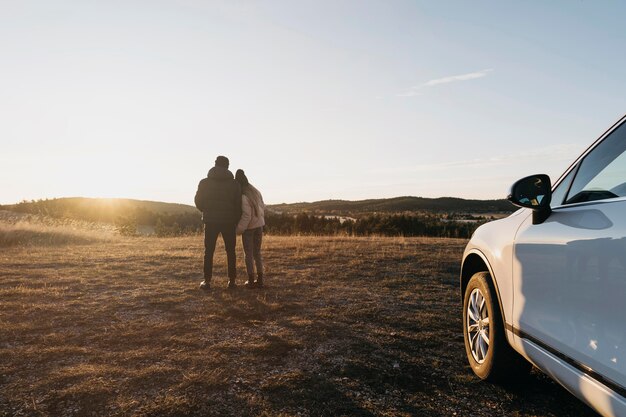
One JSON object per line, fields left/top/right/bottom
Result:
{"left": 461, "top": 115, "right": 626, "bottom": 417}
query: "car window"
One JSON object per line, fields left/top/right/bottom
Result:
{"left": 565, "top": 121, "right": 626, "bottom": 204}
{"left": 550, "top": 166, "right": 577, "bottom": 208}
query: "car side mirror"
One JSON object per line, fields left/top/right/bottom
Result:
{"left": 507, "top": 174, "right": 552, "bottom": 224}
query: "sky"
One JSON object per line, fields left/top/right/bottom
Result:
{"left": 2, "top": 0, "right": 626, "bottom": 205}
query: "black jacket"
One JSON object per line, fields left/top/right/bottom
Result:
{"left": 194, "top": 167, "right": 242, "bottom": 224}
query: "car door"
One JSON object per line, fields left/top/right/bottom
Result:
{"left": 512, "top": 119, "right": 626, "bottom": 392}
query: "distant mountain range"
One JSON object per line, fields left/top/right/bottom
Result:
{"left": 0, "top": 195, "right": 515, "bottom": 223}
{"left": 269, "top": 196, "right": 515, "bottom": 215}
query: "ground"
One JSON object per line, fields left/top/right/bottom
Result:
{"left": 0, "top": 234, "right": 598, "bottom": 416}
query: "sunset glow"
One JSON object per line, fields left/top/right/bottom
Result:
{"left": 2, "top": 1, "right": 626, "bottom": 205}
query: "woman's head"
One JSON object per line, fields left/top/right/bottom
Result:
{"left": 235, "top": 169, "right": 249, "bottom": 188}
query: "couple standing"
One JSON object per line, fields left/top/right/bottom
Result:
{"left": 194, "top": 155, "right": 265, "bottom": 290}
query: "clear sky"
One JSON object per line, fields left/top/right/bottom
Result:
{"left": 2, "top": 0, "right": 626, "bottom": 205}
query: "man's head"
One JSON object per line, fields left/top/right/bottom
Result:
{"left": 215, "top": 155, "right": 229, "bottom": 168}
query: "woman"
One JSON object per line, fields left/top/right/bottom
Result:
{"left": 235, "top": 169, "right": 266, "bottom": 288}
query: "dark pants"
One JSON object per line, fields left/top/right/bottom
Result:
{"left": 242, "top": 227, "right": 263, "bottom": 278}
{"left": 204, "top": 222, "right": 236, "bottom": 282}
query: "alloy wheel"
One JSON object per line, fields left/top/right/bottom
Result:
{"left": 467, "top": 288, "right": 490, "bottom": 364}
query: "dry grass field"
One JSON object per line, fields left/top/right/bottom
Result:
{"left": 0, "top": 224, "right": 597, "bottom": 416}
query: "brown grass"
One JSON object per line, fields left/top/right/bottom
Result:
{"left": 0, "top": 232, "right": 597, "bottom": 416}
{"left": 0, "top": 211, "right": 116, "bottom": 247}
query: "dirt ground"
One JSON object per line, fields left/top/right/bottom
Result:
{"left": 0, "top": 235, "right": 598, "bottom": 416}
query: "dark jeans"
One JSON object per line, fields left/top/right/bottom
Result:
{"left": 204, "top": 222, "right": 236, "bottom": 281}
{"left": 242, "top": 227, "right": 263, "bottom": 278}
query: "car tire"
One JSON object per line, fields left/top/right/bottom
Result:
{"left": 463, "top": 271, "right": 531, "bottom": 382}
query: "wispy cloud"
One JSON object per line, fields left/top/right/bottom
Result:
{"left": 424, "top": 68, "right": 493, "bottom": 86}
{"left": 397, "top": 68, "right": 493, "bottom": 97}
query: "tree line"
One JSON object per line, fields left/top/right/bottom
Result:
{"left": 3, "top": 199, "right": 486, "bottom": 238}
{"left": 265, "top": 212, "right": 482, "bottom": 239}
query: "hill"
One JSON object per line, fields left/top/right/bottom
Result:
{"left": 1, "top": 197, "right": 197, "bottom": 223}
{"left": 1, "top": 196, "right": 515, "bottom": 221}
{"left": 0, "top": 198, "right": 202, "bottom": 236}
{"left": 268, "top": 196, "right": 515, "bottom": 215}
{"left": 0, "top": 196, "right": 515, "bottom": 238}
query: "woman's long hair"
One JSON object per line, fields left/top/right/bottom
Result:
{"left": 244, "top": 184, "right": 264, "bottom": 218}
{"left": 236, "top": 170, "right": 265, "bottom": 217}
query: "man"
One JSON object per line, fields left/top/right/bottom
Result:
{"left": 194, "top": 155, "right": 242, "bottom": 290}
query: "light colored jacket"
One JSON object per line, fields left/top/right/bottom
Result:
{"left": 236, "top": 188, "right": 265, "bottom": 234}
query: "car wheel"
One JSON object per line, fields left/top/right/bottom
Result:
{"left": 463, "top": 271, "right": 531, "bottom": 382}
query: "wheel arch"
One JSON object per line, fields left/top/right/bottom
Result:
{"left": 460, "top": 250, "right": 508, "bottom": 326}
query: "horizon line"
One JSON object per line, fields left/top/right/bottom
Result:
{"left": 0, "top": 194, "right": 511, "bottom": 207}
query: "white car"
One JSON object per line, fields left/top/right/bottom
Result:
{"left": 461, "top": 115, "right": 626, "bottom": 417}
